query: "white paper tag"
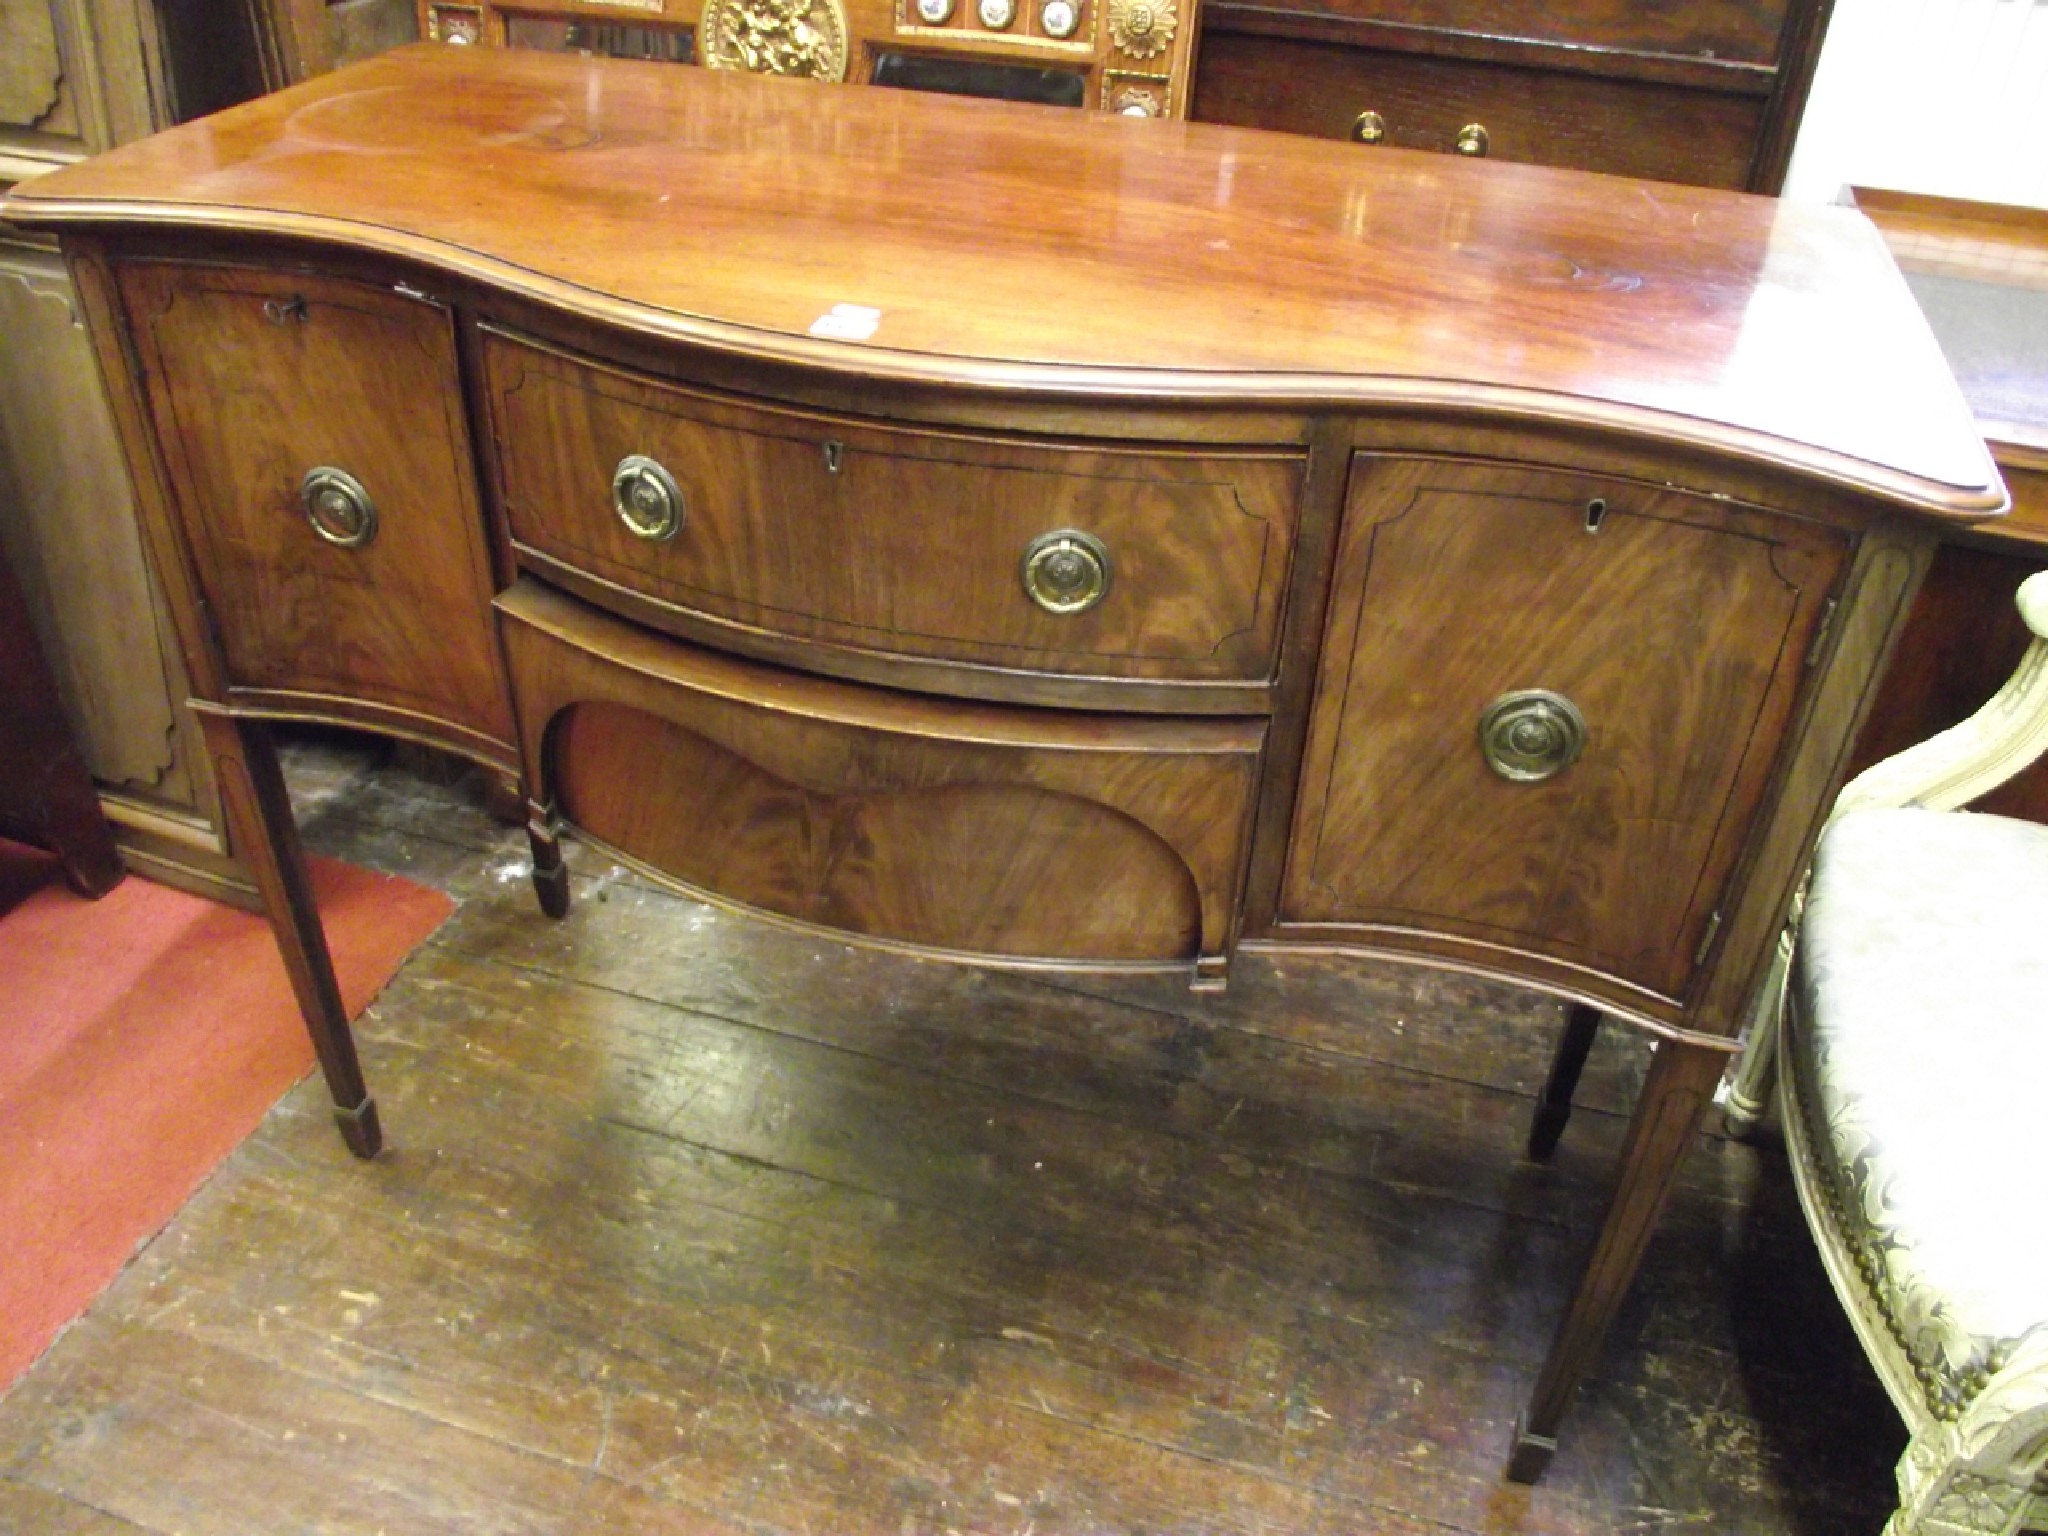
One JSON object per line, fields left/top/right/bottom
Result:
{"left": 808, "top": 303, "right": 882, "bottom": 341}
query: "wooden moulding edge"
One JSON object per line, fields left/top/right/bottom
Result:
{"left": 0, "top": 198, "right": 2009, "bottom": 526}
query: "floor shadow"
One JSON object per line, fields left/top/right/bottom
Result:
{"left": 1724, "top": 1133, "right": 1906, "bottom": 1535}
{"left": 0, "top": 836, "right": 61, "bottom": 918}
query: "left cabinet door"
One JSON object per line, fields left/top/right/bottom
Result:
{"left": 121, "top": 261, "right": 513, "bottom": 758}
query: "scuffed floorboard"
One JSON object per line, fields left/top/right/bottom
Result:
{"left": 0, "top": 731, "right": 1906, "bottom": 1534}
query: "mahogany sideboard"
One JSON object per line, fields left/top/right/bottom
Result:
{"left": 1, "top": 43, "right": 2004, "bottom": 1481}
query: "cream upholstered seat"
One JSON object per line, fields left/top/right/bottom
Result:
{"left": 1753, "top": 571, "right": 2048, "bottom": 1536}
{"left": 1786, "top": 808, "right": 2048, "bottom": 1534}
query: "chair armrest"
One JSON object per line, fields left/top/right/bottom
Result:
{"left": 1836, "top": 570, "right": 2048, "bottom": 818}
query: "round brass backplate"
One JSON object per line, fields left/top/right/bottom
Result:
{"left": 299, "top": 466, "right": 378, "bottom": 549}
{"left": 612, "top": 455, "right": 685, "bottom": 543}
{"left": 1020, "top": 529, "right": 1112, "bottom": 615}
{"left": 1479, "top": 690, "right": 1587, "bottom": 782}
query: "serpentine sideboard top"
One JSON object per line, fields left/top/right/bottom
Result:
{"left": 2, "top": 43, "right": 2005, "bottom": 523}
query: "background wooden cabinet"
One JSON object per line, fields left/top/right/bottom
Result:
{"left": 1191, "top": 0, "right": 1835, "bottom": 192}
{"left": 0, "top": 0, "right": 246, "bottom": 896}
{"left": 0, "top": 0, "right": 417, "bottom": 899}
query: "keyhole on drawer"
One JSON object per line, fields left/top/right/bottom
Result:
{"left": 822, "top": 440, "right": 845, "bottom": 474}
{"left": 1583, "top": 497, "right": 1608, "bottom": 533}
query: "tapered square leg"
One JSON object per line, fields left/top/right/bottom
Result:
{"left": 1506, "top": 1415, "right": 1556, "bottom": 1483}
{"left": 1527, "top": 1003, "right": 1603, "bottom": 1162}
{"left": 1508, "top": 1038, "right": 1725, "bottom": 1481}
{"left": 196, "top": 708, "right": 381, "bottom": 1158}
{"left": 526, "top": 803, "right": 570, "bottom": 919}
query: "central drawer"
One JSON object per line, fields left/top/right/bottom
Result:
{"left": 480, "top": 327, "right": 1303, "bottom": 685}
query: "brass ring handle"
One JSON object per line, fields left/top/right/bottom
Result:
{"left": 299, "top": 466, "right": 378, "bottom": 549}
{"left": 1455, "top": 122, "right": 1489, "bottom": 157}
{"left": 612, "top": 454, "right": 685, "bottom": 542}
{"left": 1479, "top": 690, "right": 1586, "bottom": 782}
{"left": 1021, "top": 529, "right": 1112, "bottom": 615}
{"left": 1350, "top": 111, "right": 1386, "bottom": 145}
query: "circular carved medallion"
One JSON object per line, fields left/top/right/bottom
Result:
{"left": 701, "top": 0, "right": 850, "bottom": 81}
{"left": 1106, "top": 0, "right": 1175, "bottom": 57}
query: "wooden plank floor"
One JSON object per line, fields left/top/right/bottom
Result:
{"left": 0, "top": 731, "right": 1909, "bottom": 1535}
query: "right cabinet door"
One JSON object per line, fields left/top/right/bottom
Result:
{"left": 1282, "top": 456, "right": 1850, "bottom": 1001}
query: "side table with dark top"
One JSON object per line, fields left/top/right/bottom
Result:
{"left": 0, "top": 536, "right": 125, "bottom": 899}
{"left": 1849, "top": 190, "right": 2048, "bottom": 824}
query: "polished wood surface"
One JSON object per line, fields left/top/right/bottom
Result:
{"left": 119, "top": 260, "right": 514, "bottom": 759}
{"left": 193, "top": 708, "right": 380, "bottom": 1156}
{"left": 1193, "top": 0, "right": 1831, "bottom": 195}
{"left": 483, "top": 327, "right": 1304, "bottom": 687}
{"left": 1282, "top": 457, "right": 1847, "bottom": 1004}
{"left": 3, "top": 45, "right": 2002, "bottom": 516}
{"left": 500, "top": 579, "right": 1262, "bottom": 969}
{"left": 1192, "top": 34, "right": 1764, "bottom": 188}
{"left": 1210, "top": 0, "right": 1796, "bottom": 64}
{"left": 1, "top": 45, "right": 2011, "bottom": 1482}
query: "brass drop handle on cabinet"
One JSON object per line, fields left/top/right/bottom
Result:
{"left": 1021, "top": 528, "right": 1112, "bottom": 615}
{"left": 1350, "top": 115, "right": 1488, "bottom": 157}
{"left": 299, "top": 466, "right": 378, "bottom": 549}
{"left": 1479, "top": 690, "right": 1586, "bottom": 782}
{"left": 612, "top": 454, "right": 685, "bottom": 542}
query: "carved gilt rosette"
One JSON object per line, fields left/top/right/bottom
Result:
{"left": 1106, "top": 0, "right": 1175, "bottom": 58}
{"left": 701, "top": 0, "right": 851, "bottom": 81}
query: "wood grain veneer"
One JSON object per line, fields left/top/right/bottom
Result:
{"left": 1220, "top": 0, "right": 1797, "bottom": 65}
{"left": 1281, "top": 457, "right": 1848, "bottom": 1003}
{"left": 2, "top": 45, "right": 2002, "bottom": 519}
{"left": 119, "top": 260, "right": 514, "bottom": 759}
{"left": 1192, "top": 0, "right": 1826, "bottom": 197}
{"left": 498, "top": 579, "right": 1263, "bottom": 971}
{"left": 1192, "top": 35, "right": 1766, "bottom": 188}
{"left": 482, "top": 326, "right": 1303, "bottom": 687}
{"left": 0, "top": 45, "right": 2011, "bottom": 1485}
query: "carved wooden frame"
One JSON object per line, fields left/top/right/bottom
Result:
{"left": 1739, "top": 571, "right": 2048, "bottom": 1535}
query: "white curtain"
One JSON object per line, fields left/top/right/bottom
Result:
{"left": 1783, "top": 0, "right": 2048, "bottom": 208}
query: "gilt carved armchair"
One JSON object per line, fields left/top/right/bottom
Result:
{"left": 1732, "top": 570, "right": 2048, "bottom": 1536}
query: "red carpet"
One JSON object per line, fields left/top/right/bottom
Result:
{"left": 0, "top": 845, "right": 452, "bottom": 1390}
